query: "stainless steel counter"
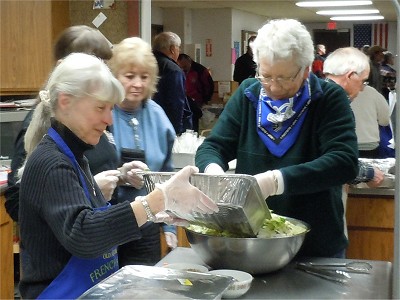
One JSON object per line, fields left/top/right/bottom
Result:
{"left": 157, "top": 247, "right": 393, "bottom": 299}
{"left": 349, "top": 186, "right": 395, "bottom": 196}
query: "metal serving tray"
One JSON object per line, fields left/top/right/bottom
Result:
{"left": 78, "top": 265, "right": 233, "bottom": 299}
{"left": 142, "top": 172, "right": 271, "bottom": 237}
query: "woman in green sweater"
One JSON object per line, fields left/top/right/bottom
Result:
{"left": 196, "top": 19, "right": 359, "bottom": 258}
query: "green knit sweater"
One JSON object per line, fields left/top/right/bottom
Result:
{"left": 196, "top": 74, "right": 358, "bottom": 257}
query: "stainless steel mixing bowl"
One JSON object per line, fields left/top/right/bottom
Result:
{"left": 185, "top": 217, "right": 310, "bottom": 275}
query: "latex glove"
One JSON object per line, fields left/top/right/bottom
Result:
{"left": 119, "top": 161, "right": 149, "bottom": 189}
{"left": 366, "top": 167, "right": 385, "bottom": 188}
{"left": 254, "top": 170, "right": 278, "bottom": 199}
{"left": 94, "top": 170, "right": 120, "bottom": 200}
{"left": 156, "top": 165, "right": 219, "bottom": 219}
{"left": 204, "top": 163, "right": 225, "bottom": 175}
{"left": 164, "top": 232, "right": 178, "bottom": 249}
{"left": 154, "top": 212, "right": 189, "bottom": 227}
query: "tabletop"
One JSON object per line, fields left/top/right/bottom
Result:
{"left": 156, "top": 247, "right": 393, "bottom": 299}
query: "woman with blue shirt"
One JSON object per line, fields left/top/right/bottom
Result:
{"left": 107, "top": 37, "right": 178, "bottom": 266}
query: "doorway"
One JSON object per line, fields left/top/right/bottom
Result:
{"left": 313, "top": 29, "right": 350, "bottom": 56}
{"left": 151, "top": 24, "right": 164, "bottom": 46}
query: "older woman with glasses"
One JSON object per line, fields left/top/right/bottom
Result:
{"left": 196, "top": 19, "right": 359, "bottom": 259}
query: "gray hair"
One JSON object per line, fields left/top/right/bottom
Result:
{"left": 24, "top": 53, "right": 124, "bottom": 159}
{"left": 323, "top": 47, "right": 370, "bottom": 76}
{"left": 153, "top": 31, "right": 181, "bottom": 52}
{"left": 252, "top": 19, "right": 314, "bottom": 68}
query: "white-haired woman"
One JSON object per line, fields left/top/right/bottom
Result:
{"left": 18, "top": 53, "right": 217, "bottom": 299}
{"left": 196, "top": 19, "right": 358, "bottom": 258}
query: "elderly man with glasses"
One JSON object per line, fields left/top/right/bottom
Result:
{"left": 324, "top": 47, "right": 389, "bottom": 171}
{"left": 196, "top": 19, "right": 359, "bottom": 259}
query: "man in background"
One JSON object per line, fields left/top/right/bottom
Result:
{"left": 178, "top": 53, "right": 214, "bottom": 132}
{"left": 312, "top": 44, "right": 326, "bottom": 78}
{"left": 153, "top": 31, "right": 193, "bottom": 134}
{"left": 367, "top": 45, "right": 386, "bottom": 93}
{"left": 323, "top": 47, "right": 386, "bottom": 185}
{"left": 233, "top": 35, "right": 257, "bottom": 84}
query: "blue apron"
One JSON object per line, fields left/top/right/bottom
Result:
{"left": 38, "top": 128, "right": 119, "bottom": 299}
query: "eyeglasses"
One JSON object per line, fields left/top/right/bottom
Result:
{"left": 351, "top": 72, "right": 369, "bottom": 86}
{"left": 255, "top": 67, "right": 304, "bottom": 88}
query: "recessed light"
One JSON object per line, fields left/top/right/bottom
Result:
{"left": 330, "top": 15, "right": 385, "bottom": 21}
{"left": 296, "top": 1, "right": 373, "bottom": 7}
{"left": 317, "top": 9, "right": 379, "bottom": 15}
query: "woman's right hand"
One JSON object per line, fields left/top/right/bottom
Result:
{"left": 94, "top": 170, "right": 120, "bottom": 200}
{"left": 156, "top": 166, "right": 219, "bottom": 219}
{"left": 118, "top": 161, "right": 149, "bottom": 189}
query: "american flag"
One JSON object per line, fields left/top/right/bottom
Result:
{"left": 353, "top": 23, "right": 389, "bottom": 49}
{"left": 373, "top": 23, "right": 388, "bottom": 49}
{"left": 353, "top": 24, "right": 372, "bottom": 49}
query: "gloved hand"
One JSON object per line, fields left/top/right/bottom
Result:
{"left": 204, "top": 163, "right": 225, "bottom": 175}
{"left": 94, "top": 170, "right": 120, "bottom": 200}
{"left": 254, "top": 170, "right": 279, "bottom": 199}
{"left": 119, "top": 161, "right": 149, "bottom": 189}
{"left": 164, "top": 232, "right": 178, "bottom": 249}
{"left": 153, "top": 211, "right": 190, "bottom": 227}
{"left": 156, "top": 165, "right": 219, "bottom": 219}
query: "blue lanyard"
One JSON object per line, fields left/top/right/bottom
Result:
{"left": 47, "top": 127, "right": 94, "bottom": 206}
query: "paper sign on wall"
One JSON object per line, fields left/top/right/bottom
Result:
{"left": 92, "top": 12, "right": 107, "bottom": 28}
{"left": 218, "top": 81, "right": 231, "bottom": 98}
{"left": 206, "top": 39, "right": 212, "bottom": 57}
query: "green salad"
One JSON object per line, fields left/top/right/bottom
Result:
{"left": 188, "top": 213, "right": 307, "bottom": 238}
{"left": 257, "top": 213, "right": 307, "bottom": 238}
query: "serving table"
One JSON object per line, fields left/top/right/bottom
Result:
{"left": 156, "top": 247, "right": 392, "bottom": 299}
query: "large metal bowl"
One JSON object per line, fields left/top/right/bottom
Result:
{"left": 185, "top": 217, "right": 310, "bottom": 275}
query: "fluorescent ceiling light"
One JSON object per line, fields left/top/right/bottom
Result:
{"left": 331, "top": 15, "right": 384, "bottom": 21}
{"left": 296, "top": 1, "right": 373, "bottom": 7}
{"left": 317, "top": 9, "right": 379, "bottom": 15}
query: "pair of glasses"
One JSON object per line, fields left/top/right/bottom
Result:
{"left": 351, "top": 72, "right": 369, "bottom": 86}
{"left": 255, "top": 67, "right": 304, "bottom": 88}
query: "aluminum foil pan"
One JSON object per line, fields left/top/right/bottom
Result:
{"left": 78, "top": 265, "right": 233, "bottom": 299}
{"left": 142, "top": 172, "right": 271, "bottom": 237}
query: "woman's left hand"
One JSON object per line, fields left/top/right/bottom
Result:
{"left": 119, "top": 161, "right": 149, "bottom": 189}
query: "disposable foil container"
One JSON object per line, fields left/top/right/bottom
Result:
{"left": 78, "top": 265, "right": 233, "bottom": 299}
{"left": 142, "top": 172, "right": 271, "bottom": 237}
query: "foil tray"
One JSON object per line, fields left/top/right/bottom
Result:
{"left": 142, "top": 172, "right": 271, "bottom": 237}
{"left": 78, "top": 265, "right": 233, "bottom": 299}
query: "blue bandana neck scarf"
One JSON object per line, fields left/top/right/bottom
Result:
{"left": 257, "top": 80, "right": 311, "bottom": 157}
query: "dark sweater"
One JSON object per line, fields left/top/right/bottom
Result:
{"left": 233, "top": 52, "right": 257, "bottom": 84}
{"left": 153, "top": 50, "right": 192, "bottom": 134}
{"left": 18, "top": 120, "right": 141, "bottom": 299}
{"left": 196, "top": 74, "right": 358, "bottom": 257}
{"left": 5, "top": 110, "right": 119, "bottom": 222}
